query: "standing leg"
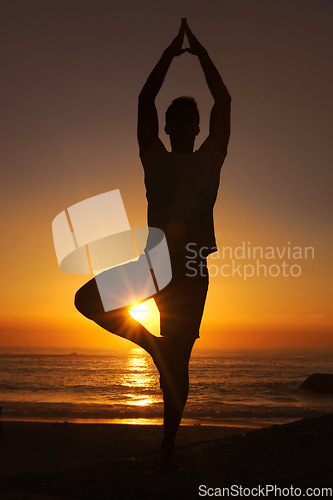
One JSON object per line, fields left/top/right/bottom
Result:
{"left": 155, "top": 336, "right": 195, "bottom": 463}
{"left": 153, "top": 256, "right": 209, "bottom": 462}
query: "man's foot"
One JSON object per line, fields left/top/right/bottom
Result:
{"left": 159, "top": 443, "right": 177, "bottom": 471}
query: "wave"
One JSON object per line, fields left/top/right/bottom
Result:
{"left": 1, "top": 400, "right": 331, "bottom": 426}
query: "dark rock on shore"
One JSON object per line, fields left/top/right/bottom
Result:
{"left": 299, "top": 373, "right": 333, "bottom": 394}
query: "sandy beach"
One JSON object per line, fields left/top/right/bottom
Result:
{"left": 0, "top": 414, "right": 332, "bottom": 499}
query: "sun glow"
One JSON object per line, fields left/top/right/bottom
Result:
{"left": 128, "top": 298, "right": 160, "bottom": 335}
{"left": 129, "top": 303, "right": 149, "bottom": 322}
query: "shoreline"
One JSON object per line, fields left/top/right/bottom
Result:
{"left": 0, "top": 416, "right": 270, "bottom": 428}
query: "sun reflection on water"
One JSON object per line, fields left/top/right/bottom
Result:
{"left": 121, "top": 348, "right": 160, "bottom": 407}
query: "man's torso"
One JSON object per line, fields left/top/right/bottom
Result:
{"left": 141, "top": 137, "right": 227, "bottom": 256}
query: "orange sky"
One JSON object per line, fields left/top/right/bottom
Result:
{"left": 1, "top": 0, "right": 332, "bottom": 350}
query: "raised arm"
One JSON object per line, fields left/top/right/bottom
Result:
{"left": 137, "top": 20, "right": 186, "bottom": 157}
{"left": 184, "top": 20, "right": 231, "bottom": 155}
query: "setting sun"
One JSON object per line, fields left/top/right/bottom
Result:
{"left": 129, "top": 303, "right": 149, "bottom": 322}
{"left": 128, "top": 299, "right": 160, "bottom": 336}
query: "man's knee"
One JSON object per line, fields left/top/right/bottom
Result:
{"left": 74, "top": 279, "right": 103, "bottom": 320}
{"left": 74, "top": 287, "right": 92, "bottom": 319}
{"left": 159, "top": 361, "right": 190, "bottom": 399}
{"left": 161, "top": 377, "right": 189, "bottom": 414}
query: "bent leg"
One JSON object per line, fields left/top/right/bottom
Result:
{"left": 74, "top": 277, "right": 159, "bottom": 356}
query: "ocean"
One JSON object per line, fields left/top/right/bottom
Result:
{"left": 1, "top": 348, "right": 332, "bottom": 427}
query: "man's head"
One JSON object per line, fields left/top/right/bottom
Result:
{"left": 165, "top": 96, "right": 200, "bottom": 153}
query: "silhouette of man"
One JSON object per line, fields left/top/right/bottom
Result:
{"left": 75, "top": 18, "right": 231, "bottom": 464}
